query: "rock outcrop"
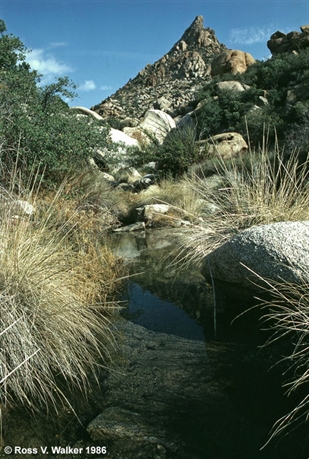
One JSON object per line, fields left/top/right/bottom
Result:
{"left": 211, "top": 49, "right": 256, "bottom": 77}
{"left": 196, "top": 132, "right": 248, "bottom": 159}
{"left": 267, "top": 25, "right": 309, "bottom": 55}
{"left": 92, "top": 16, "right": 226, "bottom": 121}
{"left": 202, "top": 221, "right": 309, "bottom": 290}
{"left": 124, "top": 109, "right": 176, "bottom": 145}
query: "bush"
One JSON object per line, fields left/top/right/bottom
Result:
{"left": 195, "top": 49, "right": 309, "bottom": 150}
{"left": 0, "top": 21, "right": 110, "bottom": 186}
{"left": 197, "top": 87, "right": 258, "bottom": 140}
{"left": 143, "top": 126, "right": 209, "bottom": 177}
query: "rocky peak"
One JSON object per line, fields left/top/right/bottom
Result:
{"left": 176, "top": 15, "right": 220, "bottom": 51}
{"left": 91, "top": 16, "right": 226, "bottom": 122}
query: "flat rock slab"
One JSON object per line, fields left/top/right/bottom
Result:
{"left": 87, "top": 320, "right": 210, "bottom": 458}
{"left": 85, "top": 320, "right": 301, "bottom": 459}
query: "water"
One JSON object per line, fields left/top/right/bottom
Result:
{"left": 124, "top": 282, "right": 205, "bottom": 340}
{"left": 110, "top": 228, "right": 309, "bottom": 459}
{"left": 110, "top": 228, "right": 210, "bottom": 339}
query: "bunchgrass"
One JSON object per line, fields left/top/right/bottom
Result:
{"left": 176, "top": 142, "right": 309, "bottom": 267}
{"left": 0, "top": 174, "right": 123, "bottom": 411}
{"left": 252, "top": 274, "right": 309, "bottom": 446}
{"left": 134, "top": 177, "right": 205, "bottom": 224}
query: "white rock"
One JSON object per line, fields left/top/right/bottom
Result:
{"left": 113, "top": 222, "right": 146, "bottom": 232}
{"left": 202, "top": 221, "right": 309, "bottom": 289}
{"left": 15, "top": 200, "right": 35, "bottom": 216}
{"left": 143, "top": 204, "right": 170, "bottom": 221}
{"left": 197, "top": 132, "right": 248, "bottom": 159}
{"left": 216, "top": 81, "right": 250, "bottom": 92}
{"left": 139, "top": 109, "right": 176, "bottom": 144}
{"left": 70, "top": 106, "right": 104, "bottom": 121}
{"left": 110, "top": 128, "right": 141, "bottom": 149}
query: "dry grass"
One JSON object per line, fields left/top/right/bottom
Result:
{"left": 134, "top": 177, "right": 205, "bottom": 223}
{"left": 251, "top": 275, "right": 309, "bottom": 446}
{"left": 177, "top": 144, "right": 309, "bottom": 267}
{"left": 0, "top": 174, "right": 124, "bottom": 410}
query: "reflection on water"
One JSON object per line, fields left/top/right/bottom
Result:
{"left": 110, "top": 228, "right": 211, "bottom": 339}
{"left": 123, "top": 282, "right": 205, "bottom": 341}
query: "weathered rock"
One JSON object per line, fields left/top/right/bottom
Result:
{"left": 86, "top": 320, "right": 211, "bottom": 458}
{"left": 216, "top": 80, "right": 250, "bottom": 92}
{"left": 176, "top": 112, "right": 196, "bottom": 130}
{"left": 124, "top": 109, "right": 176, "bottom": 145}
{"left": 88, "top": 406, "right": 167, "bottom": 443}
{"left": 153, "top": 96, "right": 172, "bottom": 111}
{"left": 100, "top": 172, "right": 116, "bottom": 183}
{"left": 123, "top": 125, "right": 152, "bottom": 147}
{"left": 133, "top": 173, "right": 156, "bottom": 192}
{"left": 89, "top": 149, "right": 108, "bottom": 171}
{"left": 257, "top": 95, "right": 269, "bottom": 106}
{"left": 138, "top": 109, "right": 176, "bottom": 144}
{"left": 285, "top": 82, "right": 307, "bottom": 110}
{"left": 113, "top": 222, "right": 146, "bottom": 232}
{"left": 110, "top": 127, "right": 141, "bottom": 149}
{"left": 13, "top": 200, "right": 35, "bottom": 216}
{"left": 143, "top": 203, "right": 170, "bottom": 221}
{"left": 202, "top": 221, "right": 309, "bottom": 290}
{"left": 115, "top": 182, "right": 135, "bottom": 192}
{"left": 84, "top": 318, "right": 303, "bottom": 459}
{"left": 70, "top": 106, "right": 104, "bottom": 121}
{"left": 113, "top": 166, "right": 142, "bottom": 184}
{"left": 197, "top": 132, "right": 248, "bottom": 159}
{"left": 211, "top": 50, "right": 256, "bottom": 77}
{"left": 267, "top": 25, "right": 309, "bottom": 55}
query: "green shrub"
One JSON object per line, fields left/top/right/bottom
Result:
{"left": 195, "top": 49, "right": 309, "bottom": 150}
{"left": 142, "top": 126, "right": 209, "bottom": 177}
{"left": 0, "top": 21, "right": 110, "bottom": 186}
{"left": 197, "top": 88, "right": 258, "bottom": 140}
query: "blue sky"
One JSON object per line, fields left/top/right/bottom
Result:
{"left": 1, "top": 1, "right": 308, "bottom": 108}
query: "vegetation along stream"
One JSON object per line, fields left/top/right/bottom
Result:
{"left": 105, "top": 228, "right": 309, "bottom": 459}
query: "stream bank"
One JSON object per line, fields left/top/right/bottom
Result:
{"left": 2, "top": 228, "right": 309, "bottom": 458}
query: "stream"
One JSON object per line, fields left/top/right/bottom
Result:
{"left": 107, "top": 228, "right": 309, "bottom": 459}
{"left": 3, "top": 228, "right": 309, "bottom": 458}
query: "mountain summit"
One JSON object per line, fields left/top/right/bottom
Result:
{"left": 91, "top": 16, "right": 226, "bottom": 121}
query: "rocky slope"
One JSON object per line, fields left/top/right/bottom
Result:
{"left": 91, "top": 16, "right": 227, "bottom": 122}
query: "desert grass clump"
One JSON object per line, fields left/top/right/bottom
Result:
{"left": 0, "top": 181, "right": 123, "bottom": 410}
{"left": 255, "top": 276, "right": 309, "bottom": 445}
{"left": 134, "top": 177, "right": 205, "bottom": 223}
{"left": 178, "top": 143, "right": 309, "bottom": 266}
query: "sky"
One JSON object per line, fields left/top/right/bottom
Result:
{"left": 0, "top": 0, "right": 308, "bottom": 109}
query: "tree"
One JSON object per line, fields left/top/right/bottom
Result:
{"left": 0, "top": 20, "right": 110, "bottom": 185}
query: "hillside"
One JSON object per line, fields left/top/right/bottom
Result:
{"left": 91, "top": 16, "right": 227, "bottom": 121}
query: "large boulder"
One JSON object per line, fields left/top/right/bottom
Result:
{"left": 202, "top": 221, "right": 309, "bottom": 290}
{"left": 196, "top": 132, "right": 248, "bottom": 159}
{"left": 216, "top": 80, "right": 250, "bottom": 92}
{"left": 124, "top": 109, "right": 176, "bottom": 145}
{"left": 211, "top": 50, "right": 255, "bottom": 77}
{"left": 110, "top": 128, "right": 141, "bottom": 149}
